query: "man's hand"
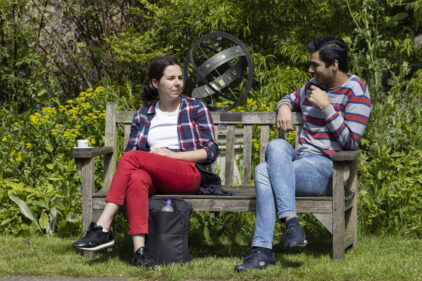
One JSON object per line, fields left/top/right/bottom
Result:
{"left": 277, "top": 104, "right": 293, "bottom": 131}
{"left": 308, "top": 85, "right": 330, "bottom": 110}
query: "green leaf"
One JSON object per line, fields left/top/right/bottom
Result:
{"left": 66, "top": 212, "right": 79, "bottom": 223}
{"left": 9, "top": 195, "right": 41, "bottom": 232}
{"left": 203, "top": 226, "right": 212, "bottom": 245}
{"left": 45, "top": 140, "right": 53, "bottom": 153}
{"left": 47, "top": 176, "right": 62, "bottom": 181}
{"left": 392, "top": 12, "right": 408, "bottom": 22}
{"left": 39, "top": 212, "right": 49, "bottom": 230}
{"left": 4, "top": 180, "right": 24, "bottom": 191}
{"left": 1, "top": 218, "right": 12, "bottom": 226}
{"left": 46, "top": 206, "right": 58, "bottom": 235}
{"left": 37, "top": 89, "right": 47, "bottom": 97}
{"left": 46, "top": 163, "right": 54, "bottom": 170}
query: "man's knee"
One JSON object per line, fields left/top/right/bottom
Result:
{"left": 265, "top": 139, "right": 293, "bottom": 157}
{"left": 255, "top": 162, "right": 267, "bottom": 176}
{"left": 254, "top": 162, "right": 271, "bottom": 191}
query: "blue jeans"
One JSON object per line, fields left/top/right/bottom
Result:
{"left": 252, "top": 139, "right": 333, "bottom": 249}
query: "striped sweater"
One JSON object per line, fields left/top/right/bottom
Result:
{"left": 277, "top": 75, "right": 372, "bottom": 157}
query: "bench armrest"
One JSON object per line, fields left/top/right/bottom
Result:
{"left": 72, "top": 146, "right": 114, "bottom": 159}
{"left": 332, "top": 150, "right": 360, "bottom": 162}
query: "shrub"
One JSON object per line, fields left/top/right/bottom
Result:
{"left": 358, "top": 73, "right": 422, "bottom": 237}
{"left": 0, "top": 85, "right": 137, "bottom": 235}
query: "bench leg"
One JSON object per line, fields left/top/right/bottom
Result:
{"left": 84, "top": 251, "right": 96, "bottom": 259}
{"left": 75, "top": 158, "right": 95, "bottom": 234}
{"left": 76, "top": 158, "right": 97, "bottom": 259}
{"left": 345, "top": 161, "right": 359, "bottom": 249}
{"left": 332, "top": 163, "right": 345, "bottom": 261}
{"left": 345, "top": 194, "right": 358, "bottom": 249}
{"left": 209, "top": 212, "right": 219, "bottom": 219}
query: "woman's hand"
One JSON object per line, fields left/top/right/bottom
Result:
{"left": 150, "top": 148, "right": 208, "bottom": 163}
{"left": 150, "top": 148, "right": 177, "bottom": 159}
{"left": 277, "top": 104, "right": 293, "bottom": 131}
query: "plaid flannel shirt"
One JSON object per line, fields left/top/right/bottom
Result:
{"left": 125, "top": 95, "right": 218, "bottom": 164}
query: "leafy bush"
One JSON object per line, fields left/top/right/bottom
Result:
{"left": 358, "top": 75, "right": 422, "bottom": 237}
{"left": 1, "top": 0, "right": 422, "bottom": 242}
{"left": 0, "top": 85, "right": 137, "bottom": 235}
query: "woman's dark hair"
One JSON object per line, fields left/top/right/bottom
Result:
{"left": 141, "top": 55, "right": 181, "bottom": 104}
{"left": 308, "top": 37, "right": 349, "bottom": 73}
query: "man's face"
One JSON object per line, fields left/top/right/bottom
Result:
{"left": 308, "top": 51, "right": 334, "bottom": 87}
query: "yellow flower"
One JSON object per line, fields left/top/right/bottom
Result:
{"left": 30, "top": 113, "right": 41, "bottom": 125}
{"left": 87, "top": 137, "right": 96, "bottom": 146}
{"left": 2, "top": 136, "right": 6, "bottom": 142}
{"left": 11, "top": 150, "right": 16, "bottom": 156}
{"left": 94, "top": 86, "right": 105, "bottom": 94}
{"left": 26, "top": 143, "right": 31, "bottom": 149}
{"left": 81, "top": 102, "right": 90, "bottom": 110}
{"left": 51, "top": 128, "right": 58, "bottom": 136}
{"left": 15, "top": 151, "right": 22, "bottom": 162}
{"left": 42, "top": 107, "right": 57, "bottom": 115}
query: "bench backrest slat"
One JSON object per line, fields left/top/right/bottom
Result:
{"left": 260, "top": 125, "right": 270, "bottom": 163}
{"left": 105, "top": 102, "right": 304, "bottom": 190}
{"left": 242, "top": 125, "right": 253, "bottom": 185}
{"left": 224, "top": 125, "right": 236, "bottom": 186}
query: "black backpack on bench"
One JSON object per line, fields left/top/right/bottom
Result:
{"left": 146, "top": 197, "right": 193, "bottom": 264}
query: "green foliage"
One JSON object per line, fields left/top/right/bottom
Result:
{"left": 190, "top": 212, "right": 255, "bottom": 248}
{"left": 1, "top": 0, "right": 422, "bottom": 239}
{"left": 0, "top": 85, "right": 137, "bottom": 235}
{"left": 0, "top": 1, "right": 62, "bottom": 111}
{"left": 358, "top": 77, "right": 422, "bottom": 237}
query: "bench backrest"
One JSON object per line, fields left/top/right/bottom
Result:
{"left": 102, "top": 102, "right": 304, "bottom": 190}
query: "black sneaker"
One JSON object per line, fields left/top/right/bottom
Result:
{"left": 133, "top": 247, "right": 159, "bottom": 269}
{"left": 73, "top": 222, "right": 114, "bottom": 251}
{"left": 234, "top": 248, "right": 276, "bottom": 272}
{"left": 283, "top": 217, "right": 308, "bottom": 251}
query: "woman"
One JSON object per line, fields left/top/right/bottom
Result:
{"left": 73, "top": 56, "right": 218, "bottom": 268}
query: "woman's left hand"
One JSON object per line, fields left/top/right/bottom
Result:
{"left": 150, "top": 148, "right": 177, "bottom": 159}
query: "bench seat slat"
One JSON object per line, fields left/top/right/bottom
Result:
{"left": 91, "top": 195, "right": 333, "bottom": 213}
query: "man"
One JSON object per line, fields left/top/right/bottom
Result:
{"left": 235, "top": 37, "right": 372, "bottom": 272}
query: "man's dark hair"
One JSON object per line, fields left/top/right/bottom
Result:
{"left": 308, "top": 37, "right": 349, "bottom": 73}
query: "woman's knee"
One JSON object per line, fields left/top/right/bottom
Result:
{"left": 128, "top": 170, "right": 152, "bottom": 190}
{"left": 119, "top": 150, "right": 139, "bottom": 162}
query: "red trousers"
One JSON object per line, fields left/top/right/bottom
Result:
{"left": 105, "top": 150, "right": 201, "bottom": 234}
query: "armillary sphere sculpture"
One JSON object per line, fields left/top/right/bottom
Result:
{"left": 183, "top": 32, "right": 253, "bottom": 111}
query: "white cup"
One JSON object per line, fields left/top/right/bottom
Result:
{"left": 77, "top": 139, "right": 89, "bottom": 148}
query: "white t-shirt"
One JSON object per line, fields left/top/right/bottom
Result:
{"left": 147, "top": 101, "right": 180, "bottom": 151}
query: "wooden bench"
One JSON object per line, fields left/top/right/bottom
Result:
{"left": 72, "top": 102, "right": 360, "bottom": 261}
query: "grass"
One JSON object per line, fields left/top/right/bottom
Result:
{"left": 0, "top": 233, "right": 421, "bottom": 281}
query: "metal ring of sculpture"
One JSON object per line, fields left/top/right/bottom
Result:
{"left": 183, "top": 32, "right": 253, "bottom": 111}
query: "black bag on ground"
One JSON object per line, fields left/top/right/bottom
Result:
{"left": 146, "top": 197, "right": 193, "bottom": 264}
